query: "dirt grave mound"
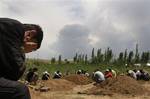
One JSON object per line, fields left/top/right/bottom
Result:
{"left": 63, "top": 74, "right": 92, "bottom": 85}
{"left": 85, "top": 75, "right": 149, "bottom": 96}
{"left": 43, "top": 79, "right": 76, "bottom": 91}
{"left": 30, "top": 79, "right": 76, "bottom": 92}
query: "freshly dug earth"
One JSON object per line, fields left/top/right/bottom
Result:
{"left": 85, "top": 75, "right": 150, "bottom": 96}
{"left": 29, "top": 76, "right": 150, "bottom": 99}
{"left": 43, "top": 79, "right": 76, "bottom": 91}
{"left": 63, "top": 74, "right": 92, "bottom": 85}
{"left": 32, "top": 79, "right": 76, "bottom": 91}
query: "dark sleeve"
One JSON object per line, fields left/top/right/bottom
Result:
{"left": 0, "top": 18, "right": 25, "bottom": 81}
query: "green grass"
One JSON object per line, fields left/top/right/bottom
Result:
{"left": 25, "top": 59, "right": 150, "bottom": 77}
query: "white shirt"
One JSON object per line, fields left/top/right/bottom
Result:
{"left": 94, "top": 71, "right": 105, "bottom": 81}
{"left": 136, "top": 70, "right": 141, "bottom": 76}
{"left": 128, "top": 70, "right": 137, "bottom": 79}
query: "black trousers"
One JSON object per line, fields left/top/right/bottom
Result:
{"left": 0, "top": 77, "right": 31, "bottom": 99}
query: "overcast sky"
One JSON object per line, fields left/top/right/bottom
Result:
{"left": 0, "top": 0, "right": 150, "bottom": 59}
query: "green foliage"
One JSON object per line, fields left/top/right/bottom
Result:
{"left": 134, "top": 44, "right": 140, "bottom": 63}
{"left": 25, "top": 59, "right": 150, "bottom": 78}
{"left": 24, "top": 44, "right": 150, "bottom": 78}
{"left": 85, "top": 54, "right": 88, "bottom": 64}
{"left": 73, "top": 53, "right": 78, "bottom": 63}
{"left": 97, "top": 49, "right": 103, "bottom": 63}
{"left": 127, "top": 51, "right": 134, "bottom": 64}
{"left": 72, "top": 44, "right": 149, "bottom": 66}
{"left": 91, "top": 48, "right": 95, "bottom": 64}
{"left": 104, "top": 47, "right": 113, "bottom": 64}
{"left": 118, "top": 52, "right": 124, "bottom": 64}
{"left": 124, "top": 49, "right": 127, "bottom": 64}
{"left": 141, "top": 52, "right": 150, "bottom": 63}
{"left": 58, "top": 55, "right": 62, "bottom": 64}
{"left": 51, "top": 57, "right": 56, "bottom": 64}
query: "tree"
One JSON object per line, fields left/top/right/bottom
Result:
{"left": 91, "top": 48, "right": 95, "bottom": 64}
{"left": 134, "top": 44, "right": 140, "bottom": 63}
{"left": 82, "top": 54, "right": 85, "bottom": 63}
{"left": 141, "top": 52, "right": 150, "bottom": 63}
{"left": 78, "top": 54, "right": 82, "bottom": 63}
{"left": 124, "top": 49, "right": 127, "bottom": 64}
{"left": 118, "top": 52, "right": 124, "bottom": 64}
{"left": 58, "top": 55, "right": 62, "bottom": 64}
{"left": 64, "top": 59, "right": 70, "bottom": 64}
{"left": 85, "top": 54, "right": 88, "bottom": 64}
{"left": 127, "top": 51, "right": 134, "bottom": 64}
{"left": 51, "top": 57, "right": 56, "bottom": 64}
{"left": 73, "top": 53, "right": 78, "bottom": 63}
{"left": 97, "top": 49, "right": 103, "bottom": 63}
{"left": 107, "top": 48, "right": 113, "bottom": 63}
{"left": 100, "top": 54, "right": 104, "bottom": 63}
{"left": 104, "top": 47, "right": 113, "bottom": 63}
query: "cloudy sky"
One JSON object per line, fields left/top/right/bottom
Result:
{"left": 0, "top": 0, "right": 150, "bottom": 59}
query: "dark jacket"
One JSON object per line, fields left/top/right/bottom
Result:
{"left": 0, "top": 18, "right": 25, "bottom": 81}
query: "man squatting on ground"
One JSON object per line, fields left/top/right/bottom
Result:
{"left": 0, "top": 18, "right": 43, "bottom": 99}
{"left": 93, "top": 69, "right": 105, "bottom": 83}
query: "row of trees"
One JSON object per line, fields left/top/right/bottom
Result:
{"left": 51, "top": 44, "right": 150, "bottom": 65}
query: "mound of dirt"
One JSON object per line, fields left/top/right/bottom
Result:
{"left": 63, "top": 74, "right": 92, "bottom": 85}
{"left": 35, "top": 79, "right": 76, "bottom": 91}
{"left": 85, "top": 75, "right": 149, "bottom": 96}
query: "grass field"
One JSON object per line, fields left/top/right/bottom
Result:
{"left": 24, "top": 59, "right": 150, "bottom": 78}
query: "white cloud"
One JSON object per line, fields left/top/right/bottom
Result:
{"left": 51, "top": 24, "right": 92, "bottom": 59}
{"left": 0, "top": 0, "right": 150, "bottom": 59}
